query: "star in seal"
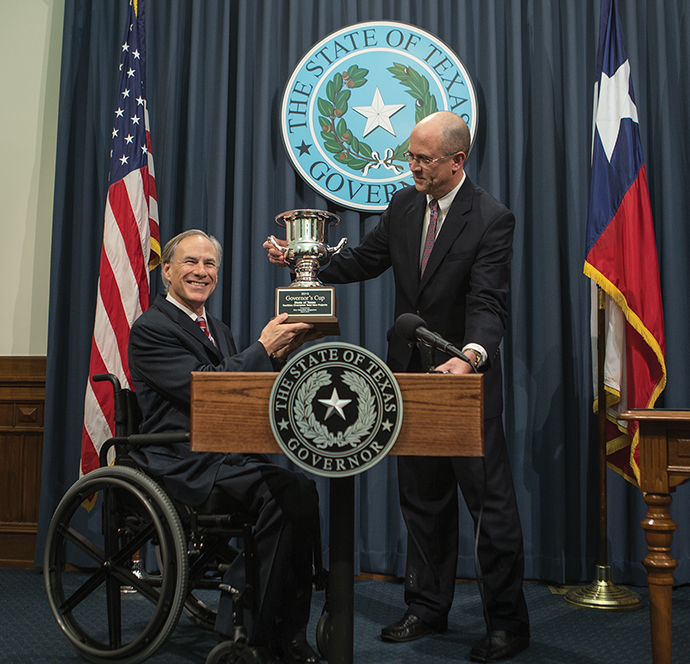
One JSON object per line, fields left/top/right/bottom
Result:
{"left": 318, "top": 388, "right": 352, "bottom": 420}
{"left": 296, "top": 140, "right": 312, "bottom": 156}
{"left": 353, "top": 87, "right": 405, "bottom": 137}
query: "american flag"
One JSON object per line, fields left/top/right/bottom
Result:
{"left": 80, "top": 0, "right": 160, "bottom": 478}
{"left": 584, "top": 0, "right": 666, "bottom": 485}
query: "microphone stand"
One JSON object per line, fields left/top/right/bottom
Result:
{"left": 564, "top": 285, "right": 642, "bottom": 610}
{"left": 424, "top": 344, "right": 436, "bottom": 372}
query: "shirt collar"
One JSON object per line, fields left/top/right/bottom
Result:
{"left": 426, "top": 171, "right": 466, "bottom": 216}
{"left": 166, "top": 292, "right": 206, "bottom": 321}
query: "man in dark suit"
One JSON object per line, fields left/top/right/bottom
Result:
{"left": 129, "top": 229, "right": 321, "bottom": 664}
{"left": 265, "top": 111, "right": 529, "bottom": 662}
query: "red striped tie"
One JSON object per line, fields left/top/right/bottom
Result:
{"left": 420, "top": 199, "right": 439, "bottom": 276}
{"left": 196, "top": 316, "right": 211, "bottom": 339}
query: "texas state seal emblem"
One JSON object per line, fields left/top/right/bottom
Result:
{"left": 280, "top": 21, "right": 478, "bottom": 212}
{"left": 269, "top": 343, "right": 403, "bottom": 477}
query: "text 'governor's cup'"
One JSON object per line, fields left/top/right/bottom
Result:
{"left": 270, "top": 209, "right": 347, "bottom": 335}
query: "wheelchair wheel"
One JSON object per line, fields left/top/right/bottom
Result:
{"left": 316, "top": 606, "right": 329, "bottom": 659}
{"left": 44, "top": 466, "right": 189, "bottom": 664}
{"left": 205, "top": 638, "right": 250, "bottom": 664}
{"left": 183, "top": 591, "right": 217, "bottom": 631}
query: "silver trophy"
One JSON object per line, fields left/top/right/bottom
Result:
{"left": 270, "top": 209, "right": 347, "bottom": 334}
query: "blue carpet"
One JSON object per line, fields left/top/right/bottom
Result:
{"left": 1, "top": 569, "right": 688, "bottom": 662}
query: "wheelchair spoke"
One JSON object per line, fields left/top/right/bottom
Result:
{"left": 111, "top": 566, "right": 162, "bottom": 605}
{"left": 188, "top": 549, "right": 220, "bottom": 583}
{"left": 104, "top": 573, "right": 123, "bottom": 649}
{"left": 58, "top": 568, "right": 108, "bottom": 614}
{"left": 188, "top": 538, "right": 236, "bottom": 581}
{"left": 107, "top": 521, "right": 156, "bottom": 569}
{"left": 57, "top": 523, "right": 106, "bottom": 566}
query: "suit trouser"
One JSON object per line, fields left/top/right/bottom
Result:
{"left": 398, "top": 416, "right": 530, "bottom": 636}
{"left": 212, "top": 458, "right": 319, "bottom": 646}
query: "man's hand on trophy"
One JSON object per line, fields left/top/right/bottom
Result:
{"left": 258, "top": 312, "right": 320, "bottom": 359}
{"left": 279, "top": 325, "right": 324, "bottom": 358}
{"left": 264, "top": 235, "right": 287, "bottom": 267}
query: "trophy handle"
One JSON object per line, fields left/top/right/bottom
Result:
{"left": 268, "top": 236, "right": 288, "bottom": 254}
{"left": 328, "top": 237, "right": 347, "bottom": 256}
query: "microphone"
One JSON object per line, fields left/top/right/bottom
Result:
{"left": 394, "top": 313, "right": 476, "bottom": 370}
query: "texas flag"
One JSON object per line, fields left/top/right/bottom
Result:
{"left": 584, "top": 0, "right": 666, "bottom": 485}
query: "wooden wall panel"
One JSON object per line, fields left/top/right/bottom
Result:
{"left": 0, "top": 357, "right": 46, "bottom": 568}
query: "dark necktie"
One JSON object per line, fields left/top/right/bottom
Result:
{"left": 420, "top": 198, "right": 439, "bottom": 276}
{"left": 196, "top": 316, "right": 211, "bottom": 339}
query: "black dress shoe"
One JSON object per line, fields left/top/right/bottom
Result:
{"left": 380, "top": 613, "right": 446, "bottom": 643}
{"left": 470, "top": 630, "right": 529, "bottom": 662}
{"left": 272, "top": 638, "right": 320, "bottom": 663}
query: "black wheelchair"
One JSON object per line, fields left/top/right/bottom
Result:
{"left": 43, "top": 374, "right": 329, "bottom": 664}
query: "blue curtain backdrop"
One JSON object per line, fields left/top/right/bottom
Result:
{"left": 36, "top": 0, "right": 690, "bottom": 587}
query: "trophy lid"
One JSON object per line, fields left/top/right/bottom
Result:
{"left": 275, "top": 208, "right": 341, "bottom": 227}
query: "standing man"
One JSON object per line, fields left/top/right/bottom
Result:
{"left": 129, "top": 229, "right": 321, "bottom": 664}
{"left": 265, "top": 111, "right": 529, "bottom": 662}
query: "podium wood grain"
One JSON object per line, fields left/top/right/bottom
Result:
{"left": 190, "top": 372, "right": 484, "bottom": 457}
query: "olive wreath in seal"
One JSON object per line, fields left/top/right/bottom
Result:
{"left": 294, "top": 369, "right": 376, "bottom": 449}
{"left": 317, "top": 63, "right": 438, "bottom": 175}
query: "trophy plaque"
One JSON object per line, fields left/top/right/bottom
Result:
{"left": 270, "top": 209, "right": 347, "bottom": 335}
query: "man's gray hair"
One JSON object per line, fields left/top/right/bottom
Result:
{"left": 160, "top": 229, "right": 223, "bottom": 293}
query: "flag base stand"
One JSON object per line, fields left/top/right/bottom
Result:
{"left": 565, "top": 288, "right": 642, "bottom": 613}
{"left": 564, "top": 565, "right": 643, "bottom": 611}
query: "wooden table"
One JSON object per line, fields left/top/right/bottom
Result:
{"left": 191, "top": 371, "right": 484, "bottom": 664}
{"left": 619, "top": 410, "right": 690, "bottom": 664}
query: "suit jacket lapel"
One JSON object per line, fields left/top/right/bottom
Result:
{"left": 156, "top": 295, "right": 222, "bottom": 361}
{"left": 406, "top": 194, "right": 427, "bottom": 291}
{"left": 207, "top": 315, "right": 235, "bottom": 358}
{"left": 418, "top": 177, "right": 474, "bottom": 290}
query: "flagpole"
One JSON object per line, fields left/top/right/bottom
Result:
{"left": 597, "top": 284, "right": 608, "bottom": 568}
{"left": 564, "top": 286, "right": 642, "bottom": 611}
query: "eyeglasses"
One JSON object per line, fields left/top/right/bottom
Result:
{"left": 403, "top": 150, "right": 461, "bottom": 166}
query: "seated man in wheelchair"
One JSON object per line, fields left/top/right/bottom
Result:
{"left": 128, "top": 229, "right": 322, "bottom": 664}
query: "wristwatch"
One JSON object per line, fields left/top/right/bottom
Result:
{"left": 270, "top": 352, "right": 287, "bottom": 368}
{"left": 468, "top": 349, "right": 481, "bottom": 369}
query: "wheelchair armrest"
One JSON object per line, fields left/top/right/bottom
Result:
{"left": 127, "top": 432, "right": 191, "bottom": 445}
{"left": 99, "top": 432, "right": 190, "bottom": 467}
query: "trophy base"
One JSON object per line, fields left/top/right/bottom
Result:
{"left": 275, "top": 286, "right": 341, "bottom": 336}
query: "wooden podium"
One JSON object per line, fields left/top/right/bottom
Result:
{"left": 191, "top": 371, "right": 484, "bottom": 664}
{"left": 619, "top": 410, "right": 690, "bottom": 664}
